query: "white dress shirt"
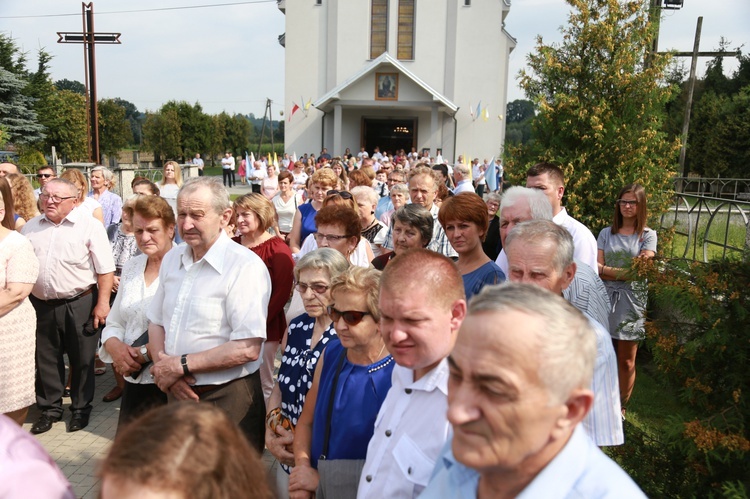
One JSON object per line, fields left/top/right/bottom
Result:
{"left": 452, "top": 179, "right": 474, "bottom": 194}
{"left": 357, "top": 360, "right": 452, "bottom": 499}
{"left": 554, "top": 207, "right": 598, "bottom": 272}
{"left": 583, "top": 314, "right": 623, "bottom": 446}
{"left": 21, "top": 208, "right": 115, "bottom": 300}
{"left": 147, "top": 231, "right": 271, "bottom": 385}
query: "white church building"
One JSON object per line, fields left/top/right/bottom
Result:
{"left": 278, "top": 0, "right": 515, "bottom": 163}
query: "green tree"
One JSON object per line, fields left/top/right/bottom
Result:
{"left": 161, "top": 101, "right": 211, "bottom": 160}
{"left": 0, "top": 67, "right": 46, "bottom": 145}
{"left": 506, "top": 99, "right": 535, "bottom": 123}
{"left": 514, "top": 0, "right": 680, "bottom": 233}
{"left": 55, "top": 78, "right": 85, "bottom": 95}
{"left": 226, "top": 113, "right": 252, "bottom": 155}
{"left": 208, "top": 112, "right": 230, "bottom": 162}
{"left": 142, "top": 109, "right": 182, "bottom": 164}
{"left": 112, "top": 97, "right": 143, "bottom": 145}
{"left": 98, "top": 98, "right": 132, "bottom": 158}
{"left": 0, "top": 33, "right": 28, "bottom": 76}
{"left": 35, "top": 89, "right": 88, "bottom": 161}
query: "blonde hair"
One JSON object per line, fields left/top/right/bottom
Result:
{"left": 159, "top": 161, "right": 184, "bottom": 187}
{"left": 60, "top": 169, "right": 87, "bottom": 202}
{"left": 233, "top": 193, "right": 276, "bottom": 232}
{"left": 6, "top": 173, "right": 39, "bottom": 221}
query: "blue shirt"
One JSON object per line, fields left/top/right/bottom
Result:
{"left": 310, "top": 339, "right": 394, "bottom": 468}
{"left": 462, "top": 261, "right": 505, "bottom": 301}
{"left": 298, "top": 203, "right": 318, "bottom": 244}
{"left": 419, "top": 426, "right": 645, "bottom": 498}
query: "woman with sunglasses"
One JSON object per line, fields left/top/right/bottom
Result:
{"left": 265, "top": 249, "right": 349, "bottom": 498}
{"left": 290, "top": 266, "right": 394, "bottom": 499}
{"left": 597, "top": 183, "right": 657, "bottom": 417}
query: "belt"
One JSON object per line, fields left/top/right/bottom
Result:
{"left": 35, "top": 286, "right": 95, "bottom": 307}
{"left": 191, "top": 374, "right": 249, "bottom": 396}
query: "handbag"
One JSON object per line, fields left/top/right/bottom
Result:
{"left": 129, "top": 330, "right": 150, "bottom": 379}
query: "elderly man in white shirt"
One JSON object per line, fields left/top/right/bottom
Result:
{"left": 148, "top": 177, "right": 271, "bottom": 452}
{"left": 357, "top": 249, "right": 467, "bottom": 499}
{"left": 504, "top": 220, "right": 623, "bottom": 447}
{"left": 452, "top": 163, "right": 474, "bottom": 195}
{"left": 525, "top": 162, "right": 599, "bottom": 272}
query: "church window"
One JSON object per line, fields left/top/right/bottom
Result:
{"left": 397, "top": 0, "right": 415, "bottom": 60}
{"left": 371, "top": 0, "right": 388, "bottom": 59}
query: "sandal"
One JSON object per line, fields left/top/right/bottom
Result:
{"left": 94, "top": 365, "right": 107, "bottom": 375}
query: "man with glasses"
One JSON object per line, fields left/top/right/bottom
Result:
{"left": 21, "top": 179, "right": 115, "bottom": 434}
{"left": 33, "top": 166, "right": 57, "bottom": 199}
{"left": 526, "top": 162, "right": 598, "bottom": 271}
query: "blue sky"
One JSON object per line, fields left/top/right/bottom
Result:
{"left": 1, "top": 0, "right": 748, "bottom": 116}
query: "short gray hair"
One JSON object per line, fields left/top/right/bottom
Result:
{"left": 390, "top": 183, "right": 408, "bottom": 196}
{"left": 500, "top": 186, "right": 553, "bottom": 221}
{"left": 351, "top": 185, "right": 379, "bottom": 207}
{"left": 294, "top": 248, "right": 350, "bottom": 282}
{"left": 178, "top": 177, "right": 231, "bottom": 216}
{"left": 453, "top": 164, "right": 470, "bottom": 177}
{"left": 392, "top": 204, "right": 434, "bottom": 246}
{"left": 469, "top": 282, "right": 596, "bottom": 404}
{"left": 91, "top": 166, "right": 116, "bottom": 189}
{"left": 46, "top": 178, "right": 79, "bottom": 197}
{"left": 505, "top": 219, "right": 574, "bottom": 275}
{"left": 486, "top": 192, "right": 502, "bottom": 204}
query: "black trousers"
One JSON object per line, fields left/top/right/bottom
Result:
{"left": 223, "top": 169, "right": 235, "bottom": 187}
{"left": 475, "top": 184, "right": 485, "bottom": 198}
{"left": 31, "top": 292, "right": 98, "bottom": 418}
{"left": 117, "top": 382, "right": 168, "bottom": 433}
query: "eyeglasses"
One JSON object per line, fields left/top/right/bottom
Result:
{"left": 617, "top": 200, "right": 638, "bottom": 207}
{"left": 314, "top": 232, "right": 349, "bottom": 243}
{"left": 40, "top": 193, "right": 76, "bottom": 203}
{"left": 326, "top": 189, "right": 353, "bottom": 200}
{"left": 295, "top": 281, "right": 330, "bottom": 294}
{"left": 327, "top": 306, "right": 372, "bottom": 326}
{"left": 36, "top": 173, "right": 54, "bottom": 178}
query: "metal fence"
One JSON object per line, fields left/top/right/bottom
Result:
{"left": 673, "top": 177, "right": 750, "bottom": 201}
{"left": 660, "top": 192, "right": 749, "bottom": 262}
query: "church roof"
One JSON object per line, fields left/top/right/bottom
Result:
{"left": 313, "top": 52, "right": 458, "bottom": 114}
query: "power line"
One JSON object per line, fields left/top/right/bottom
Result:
{"left": 0, "top": 0, "right": 276, "bottom": 20}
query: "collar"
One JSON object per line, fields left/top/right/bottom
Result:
{"left": 552, "top": 207, "right": 568, "bottom": 223}
{"left": 395, "top": 357, "right": 449, "bottom": 395}
{"left": 179, "top": 230, "right": 231, "bottom": 273}
{"left": 42, "top": 205, "right": 83, "bottom": 226}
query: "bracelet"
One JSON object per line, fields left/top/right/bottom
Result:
{"left": 181, "top": 354, "right": 191, "bottom": 376}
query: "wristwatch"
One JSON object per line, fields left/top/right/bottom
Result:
{"left": 140, "top": 345, "right": 150, "bottom": 363}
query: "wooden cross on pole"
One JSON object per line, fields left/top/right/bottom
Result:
{"left": 57, "top": 2, "right": 121, "bottom": 164}
{"left": 657, "top": 17, "right": 739, "bottom": 179}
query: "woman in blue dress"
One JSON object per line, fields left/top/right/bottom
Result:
{"left": 439, "top": 192, "right": 506, "bottom": 300}
{"left": 290, "top": 266, "right": 394, "bottom": 499}
{"left": 597, "top": 183, "right": 657, "bottom": 415}
{"left": 265, "top": 248, "right": 350, "bottom": 498}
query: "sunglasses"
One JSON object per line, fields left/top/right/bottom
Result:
{"left": 327, "top": 306, "right": 371, "bottom": 326}
{"left": 295, "top": 281, "right": 330, "bottom": 294}
{"left": 326, "top": 189, "right": 353, "bottom": 200}
{"left": 37, "top": 173, "right": 54, "bottom": 178}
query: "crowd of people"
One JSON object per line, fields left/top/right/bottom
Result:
{"left": 0, "top": 149, "right": 657, "bottom": 497}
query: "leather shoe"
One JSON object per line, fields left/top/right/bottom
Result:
{"left": 31, "top": 414, "right": 61, "bottom": 435}
{"left": 68, "top": 413, "right": 89, "bottom": 432}
{"left": 102, "top": 386, "right": 123, "bottom": 402}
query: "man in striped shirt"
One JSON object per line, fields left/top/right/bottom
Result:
{"left": 504, "top": 219, "right": 623, "bottom": 446}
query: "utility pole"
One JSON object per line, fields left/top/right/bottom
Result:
{"left": 656, "top": 18, "right": 740, "bottom": 181}
{"left": 256, "top": 99, "right": 275, "bottom": 158}
{"left": 57, "top": 2, "right": 121, "bottom": 164}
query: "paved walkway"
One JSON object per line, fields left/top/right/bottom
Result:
{"left": 22, "top": 369, "right": 119, "bottom": 499}
{"left": 24, "top": 358, "right": 280, "bottom": 498}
